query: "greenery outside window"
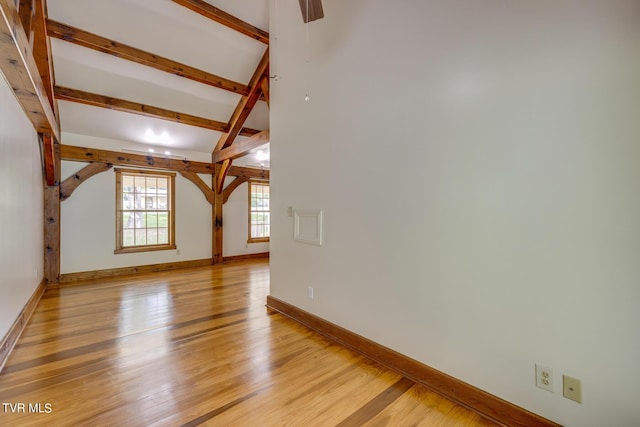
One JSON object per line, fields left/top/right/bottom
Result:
{"left": 115, "top": 169, "right": 176, "bottom": 254}
{"left": 248, "top": 180, "right": 269, "bottom": 243}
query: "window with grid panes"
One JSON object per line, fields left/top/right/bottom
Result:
{"left": 115, "top": 169, "right": 176, "bottom": 253}
{"left": 248, "top": 181, "right": 269, "bottom": 243}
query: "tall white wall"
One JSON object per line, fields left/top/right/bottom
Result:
{"left": 0, "top": 73, "right": 44, "bottom": 338}
{"left": 269, "top": 1, "right": 640, "bottom": 426}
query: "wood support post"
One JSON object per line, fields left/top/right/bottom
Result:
{"left": 212, "top": 164, "right": 224, "bottom": 264}
{"left": 43, "top": 139, "right": 60, "bottom": 284}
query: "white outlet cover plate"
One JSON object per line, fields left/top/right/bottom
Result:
{"left": 535, "top": 364, "right": 554, "bottom": 392}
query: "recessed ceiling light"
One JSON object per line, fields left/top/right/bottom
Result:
{"left": 256, "top": 150, "right": 269, "bottom": 161}
{"left": 148, "top": 148, "right": 154, "bottom": 153}
{"left": 144, "top": 128, "right": 173, "bottom": 145}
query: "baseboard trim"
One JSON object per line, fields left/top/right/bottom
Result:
{"left": 59, "top": 258, "right": 213, "bottom": 283}
{"left": 0, "top": 279, "right": 46, "bottom": 373}
{"left": 223, "top": 252, "right": 269, "bottom": 262}
{"left": 266, "top": 296, "right": 561, "bottom": 427}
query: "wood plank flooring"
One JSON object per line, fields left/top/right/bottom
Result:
{"left": 0, "top": 259, "right": 498, "bottom": 426}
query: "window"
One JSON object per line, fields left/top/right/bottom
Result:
{"left": 115, "top": 169, "right": 176, "bottom": 253}
{"left": 248, "top": 181, "right": 270, "bottom": 243}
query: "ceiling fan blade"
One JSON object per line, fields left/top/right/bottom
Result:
{"left": 298, "top": 0, "right": 324, "bottom": 23}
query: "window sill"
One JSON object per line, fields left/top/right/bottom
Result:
{"left": 247, "top": 238, "right": 269, "bottom": 244}
{"left": 114, "top": 244, "right": 177, "bottom": 254}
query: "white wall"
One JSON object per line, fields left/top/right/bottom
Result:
{"left": 61, "top": 159, "right": 211, "bottom": 273}
{"left": 223, "top": 180, "right": 270, "bottom": 256}
{"left": 0, "top": 73, "right": 44, "bottom": 338}
{"left": 61, "top": 135, "right": 268, "bottom": 273}
{"left": 269, "top": 1, "right": 640, "bottom": 426}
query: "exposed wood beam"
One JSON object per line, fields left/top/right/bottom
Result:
{"left": 171, "top": 0, "right": 269, "bottom": 44}
{"left": 60, "top": 162, "right": 112, "bottom": 201}
{"left": 54, "top": 86, "right": 261, "bottom": 137}
{"left": 214, "top": 159, "right": 230, "bottom": 196}
{"left": 46, "top": 20, "right": 250, "bottom": 97}
{"left": 0, "top": 0, "right": 60, "bottom": 141}
{"left": 208, "top": 45, "right": 265, "bottom": 268}
{"left": 261, "top": 76, "right": 270, "bottom": 108}
{"left": 43, "top": 141, "right": 60, "bottom": 284}
{"left": 60, "top": 145, "right": 264, "bottom": 178}
{"left": 212, "top": 129, "right": 269, "bottom": 163}
{"left": 54, "top": 86, "right": 226, "bottom": 132}
{"left": 42, "top": 134, "right": 56, "bottom": 186}
{"left": 222, "top": 176, "right": 248, "bottom": 204}
{"left": 34, "top": 0, "right": 57, "bottom": 185}
{"left": 213, "top": 48, "right": 269, "bottom": 193}
{"left": 215, "top": 49, "right": 269, "bottom": 152}
{"left": 212, "top": 165, "right": 224, "bottom": 264}
{"left": 33, "top": 0, "right": 57, "bottom": 114}
{"left": 18, "top": 0, "right": 34, "bottom": 43}
{"left": 228, "top": 165, "right": 269, "bottom": 180}
{"left": 180, "top": 171, "right": 214, "bottom": 205}
{"left": 60, "top": 145, "right": 214, "bottom": 175}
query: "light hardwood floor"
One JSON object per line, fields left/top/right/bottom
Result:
{"left": 0, "top": 259, "right": 498, "bottom": 426}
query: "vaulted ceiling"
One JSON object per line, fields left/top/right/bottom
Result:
{"left": 47, "top": 0, "right": 270, "bottom": 168}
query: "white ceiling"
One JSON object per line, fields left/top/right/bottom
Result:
{"left": 48, "top": 0, "right": 270, "bottom": 167}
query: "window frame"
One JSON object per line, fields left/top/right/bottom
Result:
{"left": 114, "top": 168, "right": 177, "bottom": 254}
{"left": 247, "top": 180, "right": 270, "bottom": 243}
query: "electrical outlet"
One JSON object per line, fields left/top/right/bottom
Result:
{"left": 563, "top": 375, "right": 582, "bottom": 403}
{"left": 308, "top": 286, "right": 314, "bottom": 299}
{"left": 535, "top": 364, "right": 554, "bottom": 392}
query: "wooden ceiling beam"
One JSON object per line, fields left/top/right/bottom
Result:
{"left": 34, "top": 0, "right": 59, "bottom": 185}
{"left": 0, "top": 0, "right": 60, "bottom": 141}
{"left": 61, "top": 145, "right": 214, "bottom": 174}
{"left": 47, "top": 20, "right": 250, "bottom": 97}
{"left": 227, "top": 165, "right": 269, "bottom": 180}
{"left": 54, "top": 86, "right": 260, "bottom": 137}
{"left": 55, "top": 86, "right": 226, "bottom": 132}
{"left": 171, "top": 0, "right": 269, "bottom": 44}
{"left": 213, "top": 48, "right": 269, "bottom": 193}
{"left": 33, "top": 0, "right": 57, "bottom": 114}
{"left": 60, "top": 145, "right": 267, "bottom": 179}
{"left": 215, "top": 49, "right": 269, "bottom": 152}
{"left": 212, "top": 129, "right": 269, "bottom": 163}
{"left": 18, "top": 0, "right": 34, "bottom": 42}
